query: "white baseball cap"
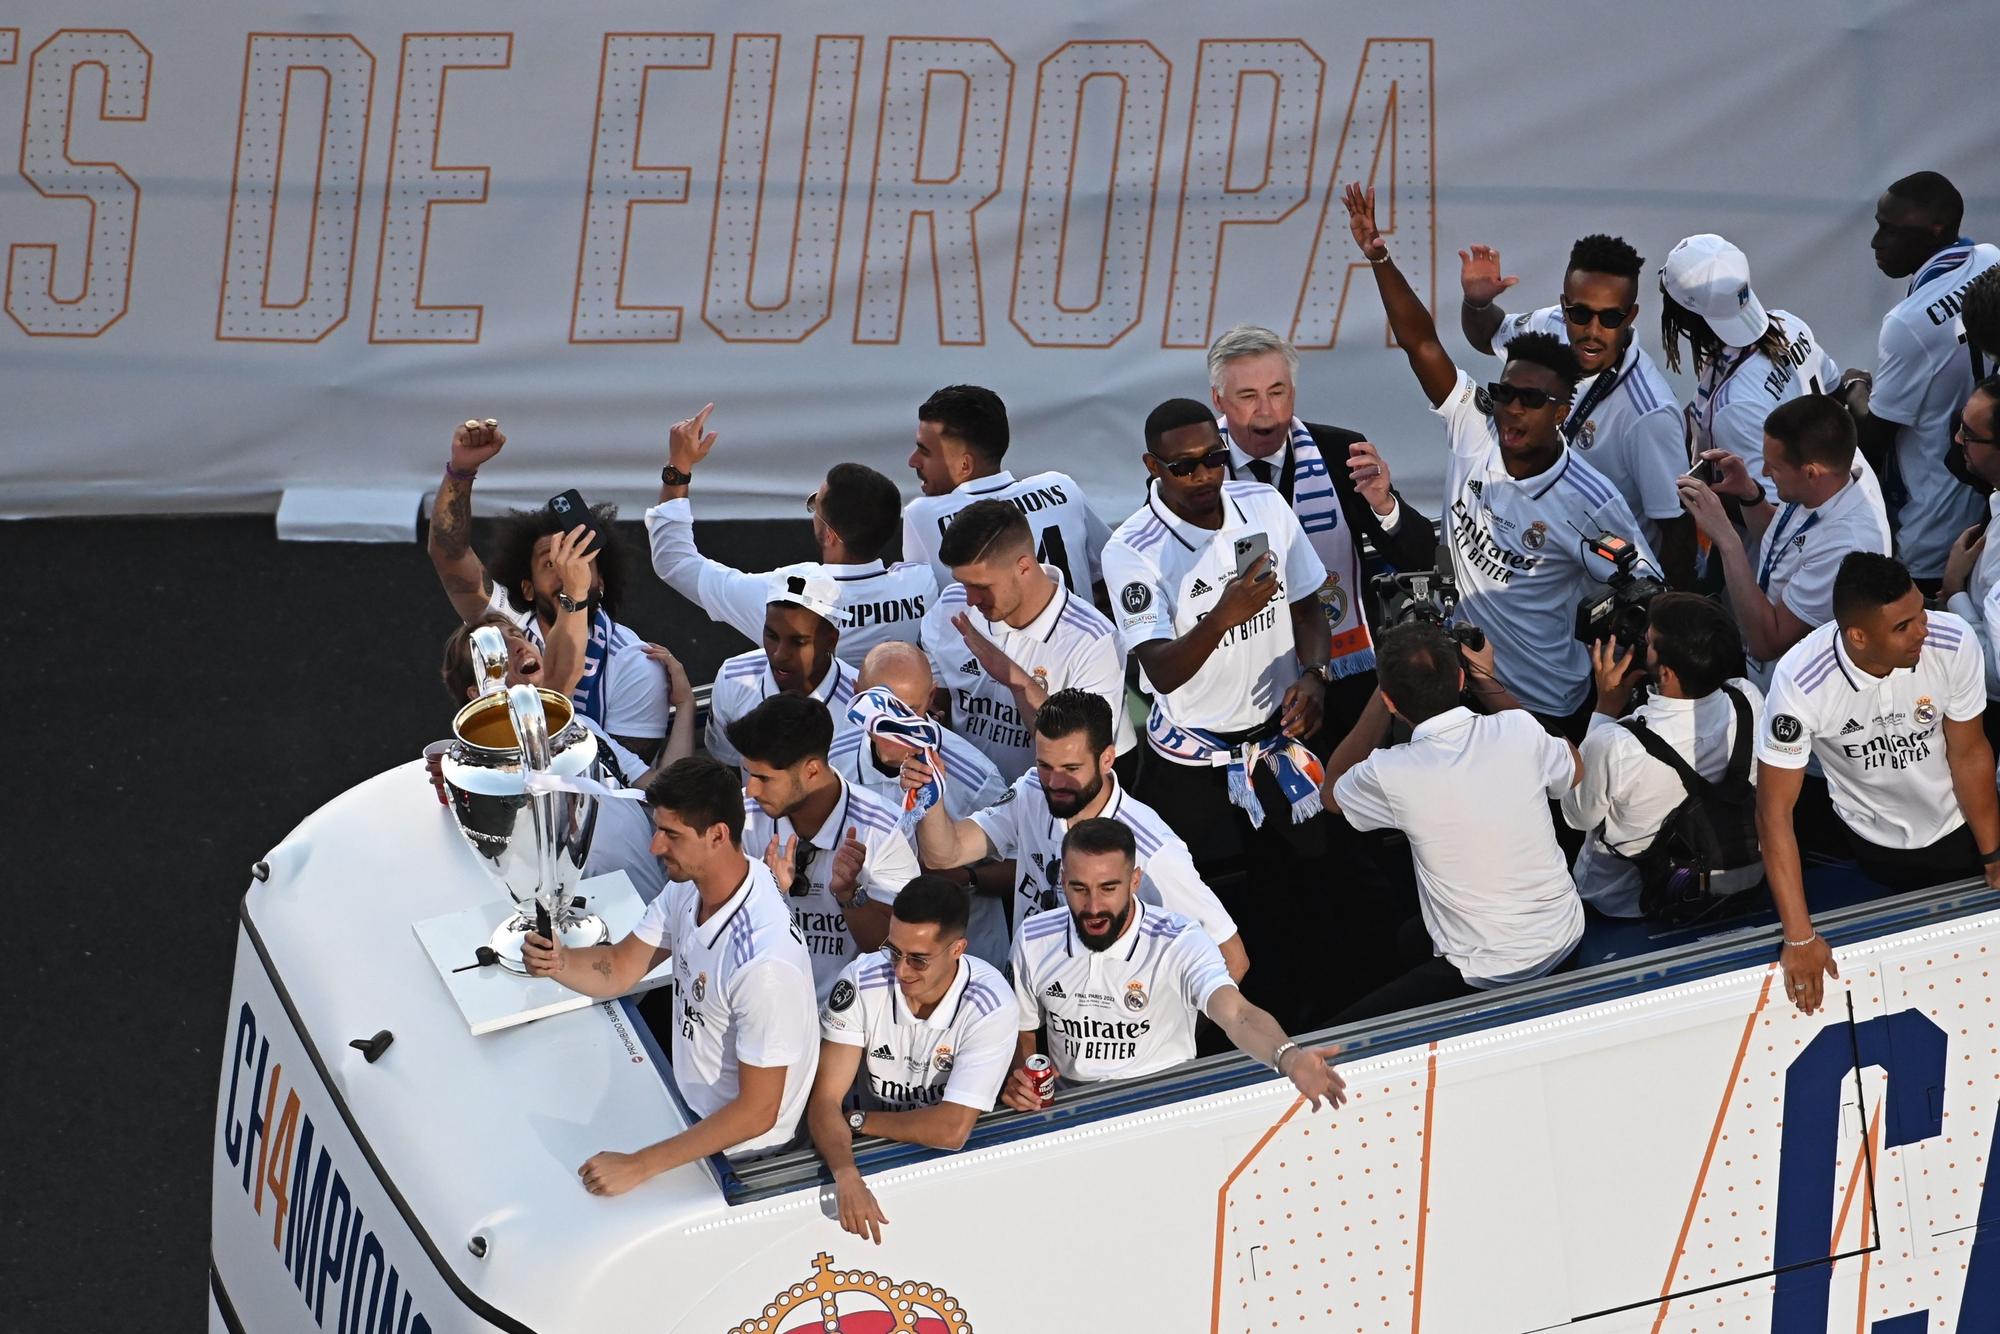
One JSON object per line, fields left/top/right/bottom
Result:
{"left": 767, "top": 568, "right": 842, "bottom": 626}
{"left": 1659, "top": 234, "right": 1769, "bottom": 349}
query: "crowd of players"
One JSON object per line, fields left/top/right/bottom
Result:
{"left": 420, "top": 172, "right": 2000, "bottom": 1233}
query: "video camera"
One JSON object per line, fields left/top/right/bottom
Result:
{"left": 1369, "top": 542, "right": 1486, "bottom": 653}
{"left": 1574, "top": 532, "right": 1665, "bottom": 654}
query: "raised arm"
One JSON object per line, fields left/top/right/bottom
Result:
{"left": 903, "top": 756, "right": 1001, "bottom": 868}
{"left": 1457, "top": 244, "right": 1518, "bottom": 355}
{"left": 429, "top": 420, "right": 506, "bottom": 623}
{"left": 1342, "top": 183, "right": 1460, "bottom": 408}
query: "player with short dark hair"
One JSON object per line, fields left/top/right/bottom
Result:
{"left": 648, "top": 405, "right": 935, "bottom": 662}
{"left": 1757, "top": 552, "right": 2000, "bottom": 1015}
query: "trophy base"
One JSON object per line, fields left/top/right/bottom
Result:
{"left": 487, "top": 905, "right": 612, "bottom": 976}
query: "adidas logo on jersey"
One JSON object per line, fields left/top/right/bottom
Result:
{"left": 870, "top": 1044, "right": 894, "bottom": 1060}
{"left": 1840, "top": 719, "right": 1864, "bottom": 735}
{"left": 960, "top": 658, "right": 980, "bottom": 676}
{"left": 1190, "top": 577, "right": 1213, "bottom": 596}
{"left": 1043, "top": 981, "right": 1066, "bottom": 999}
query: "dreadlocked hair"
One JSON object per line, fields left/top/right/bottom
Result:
{"left": 1658, "top": 288, "right": 1791, "bottom": 376}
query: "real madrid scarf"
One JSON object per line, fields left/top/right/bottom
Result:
{"left": 845, "top": 687, "right": 945, "bottom": 834}
{"left": 1145, "top": 700, "right": 1325, "bottom": 828}
{"left": 1218, "top": 416, "right": 1374, "bottom": 679}
{"left": 568, "top": 608, "right": 614, "bottom": 729}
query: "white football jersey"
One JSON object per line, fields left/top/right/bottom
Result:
{"left": 1432, "top": 369, "right": 1658, "bottom": 718}
{"left": 481, "top": 586, "right": 669, "bottom": 741}
{"left": 1487, "top": 307, "right": 1690, "bottom": 535}
{"left": 921, "top": 570, "right": 1132, "bottom": 780}
{"left": 1010, "top": 899, "right": 1233, "bottom": 1085}
{"left": 1745, "top": 470, "right": 1893, "bottom": 689}
{"left": 630, "top": 860, "right": 818, "bottom": 1154}
{"left": 828, "top": 723, "right": 1013, "bottom": 969}
{"left": 969, "top": 771, "right": 1239, "bottom": 948}
{"left": 1872, "top": 242, "right": 2000, "bottom": 578}
{"left": 645, "top": 498, "right": 936, "bottom": 662}
{"left": 1756, "top": 613, "right": 1987, "bottom": 850}
{"left": 1687, "top": 308, "right": 1841, "bottom": 504}
{"left": 902, "top": 469, "right": 1114, "bottom": 594}
{"left": 742, "top": 777, "right": 922, "bottom": 1001}
{"left": 704, "top": 649, "right": 857, "bottom": 771}
{"left": 819, "top": 952, "right": 1015, "bottom": 1112}
{"left": 1102, "top": 480, "right": 1328, "bottom": 755}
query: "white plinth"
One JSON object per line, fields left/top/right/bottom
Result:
{"left": 413, "top": 870, "right": 672, "bottom": 1034}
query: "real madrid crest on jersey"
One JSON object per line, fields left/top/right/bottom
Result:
{"left": 1524, "top": 520, "right": 1549, "bottom": 550}
{"left": 1123, "top": 980, "right": 1148, "bottom": 1012}
{"left": 1317, "top": 573, "right": 1349, "bottom": 625}
{"left": 691, "top": 971, "right": 707, "bottom": 1003}
{"left": 1915, "top": 695, "right": 1938, "bottom": 726}
{"left": 1577, "top": 419, "right": 1597, "bottom": 450}
{"left": 932, "top": 1044, "right": 954, "bottom": 1074}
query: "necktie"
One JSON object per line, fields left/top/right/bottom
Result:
{"left": 1248, "top": 458, "right": 1274, "bottom": 486}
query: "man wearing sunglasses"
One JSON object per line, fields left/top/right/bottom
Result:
{"left": 807, "top": 876, "right": 1016, "bottom": 1244}
{"left": 1459, "top": 234, "right": 1695, "bottom": 589}
{"left": 648, "top": 403, "right": 937, "bottom": 663}
{"left": 1343, "top": 183, "right": 1657, "bottom": 741}
{"left": 1939, "top": 377, "right": 2000, "bottom": 736}
{"left": 1844, "top": 173, "right": 1999, "bottom": 591}
{"left": 728, "top": 693, "right": 922, "bottom": 1002}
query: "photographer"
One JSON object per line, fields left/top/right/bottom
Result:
{"left": 1561, "top": 594, "right": 1763, "bottom": 919}
{"left": 1677, "top": 396, "right": 1890, "bottom": 690}
{"left": 1321, "top": 623, "right": 1585, "bottom": 1019}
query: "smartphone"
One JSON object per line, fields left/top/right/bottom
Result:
{"left": 1232, "top": 531, "right": 1272, "bottom": 581}
{"left": 545, "top": 488, "right": 602, "bottom": 546}
{"left": 1684, "top": 456, "right": 1721, "bottom": 486}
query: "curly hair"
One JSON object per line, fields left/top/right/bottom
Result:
{"left": 1498, "top": 330, "right": 1583, "bottom": 395}
{"left": 1566, "top": 233, "right": 1643, "bottom": 282}
{"left": 487, "top": 501, "right": 627, "bottom": 619}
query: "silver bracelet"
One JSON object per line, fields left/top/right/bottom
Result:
{"left": 1782, "top": 931, "right": 1819, "bottom": 949}
{"left": 1270, "top": 1040, "right": 1300, "bottom": 1074}
{"left": 1368, "top": 251, "right": 1390, "bottom": 266}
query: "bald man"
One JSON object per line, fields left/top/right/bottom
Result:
{"left": 830, "top": 643, "right": 1015, "bottom": 967}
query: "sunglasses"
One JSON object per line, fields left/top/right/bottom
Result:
{"left": 882, "top": 942, "right": 943, "bottom": 973}
{"left": 1956, "top": 416, "right": 1998, "bottom": 449}
{"left": 1561, "top": 302, "right": 1632, "bottom": 330}
{"left": 1485, "top": 382, "right": 1570, "bottom": 410}
{"left": 1152, "top": 447, "right": 1231, "bottom": 478}
{"left": 789, "top": 842, "right": 819, "bottom": 897}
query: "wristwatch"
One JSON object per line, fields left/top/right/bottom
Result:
{"left": 847, "top": 1110, "right": 867, "bottom": 1132}
{"left": 555, "top": 590, "right": 587, "bottom": 614}
{"left": 661, "top": 464, "right": 693, "bottom": 486}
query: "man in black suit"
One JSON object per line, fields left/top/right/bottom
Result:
{"left": 1207, "top": 322, "right": 1437, "bottom": 742}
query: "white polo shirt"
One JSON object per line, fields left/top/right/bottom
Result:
{"left": 1009, "top": 898, "right": 1233, "bottom": 1085}
{"left": 829, "top": 722, "right": 1012, "bottom": 968}
{"left": 1951, "top": 492, "right": 2000, "bottom": 699}
{"left": 1487, "top": 308, "right": 1690, "bottom": 538}
{"left": 921, "top": 570, "right": 1133, "bottom": 780}
{"left": 1756, "top": 613, "right": 1987, "bottom": 850}
{"left": 1746, "top": 469, "right": 1894, "bottom": 689}
{"left": 742, "top": 776, "right": 922, "bottom": 1001}
{"left": 481, "top": 587, "right": 669, "bottom": 741}
{"left": 1687, "top": 309, "right": 1841, "bottom": 504}
{"left": 704, "top": 649, "right": 857, "bottom": 770}
{"left": 1334, "top": 706, "right": 1584, "bottom": 985}
{"left": 630, "top": 860, "right": 817, "bottom": 1154}
{"left": 645, "top": 498, "right": 937, "bottom": 663}
{"left": 1433, "top": 369, "right": 1659, "bottom": 718}
{"left": 1102, "top": 480, "right": 1328, "bottom": 756}
{"left": 819, "top": 952, "right": 1015, "bottom": 1112}
{"left": 969, "top": 771, "right": 1240, "bottom": 948}
{"left": 902, "top": 469, "right": 1114, "bottom": 594}
{"left": 1562, "top": 680, "right": 1765, "bottom": 918}
{"left": 1872, "top": 242, "right": 2000, "bottom": 578}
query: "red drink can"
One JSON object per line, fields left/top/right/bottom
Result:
{"left": 1023, "top": 1054, "right": 1057, "bottom": 1108}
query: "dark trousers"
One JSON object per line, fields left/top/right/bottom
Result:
{"left": 1134, "top": 746, "right": 1385, "bottom": 1030}
{"left": 1849, "top": 822, "right": 1980, "bottom": 894}
{"left": 1333, "top": 916, "right": 1579, "bottom": 1023}
{"left": 1530, "top": 690, "right": 1596, "bottom": 745}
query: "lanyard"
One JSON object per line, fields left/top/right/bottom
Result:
{"left": 1561, "top": 353, "right": 1627, "bottom": 445}
{"left": 1758, "top": 504, "right": 1820, "bottom": 591}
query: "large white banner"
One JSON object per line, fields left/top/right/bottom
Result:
{"left": 1, "top": 1, "right": 1993, "bottom": 528}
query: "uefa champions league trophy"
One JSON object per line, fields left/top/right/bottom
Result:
{"left": 441, "top": 649, "right": 611, "bottom": 975}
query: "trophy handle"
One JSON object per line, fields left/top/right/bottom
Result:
{"left": 469, "top": 623, "right": 511, "bottom": 698}
{"left": 505, "top": 684, "right": 561, "bottom": 925}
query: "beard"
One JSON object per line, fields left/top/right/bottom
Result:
{"left": 1041, "top": 771, "right": 1104, "bottom": 819}
{"left": 1073, "top": 902, "right": 1132, "bottom": 952}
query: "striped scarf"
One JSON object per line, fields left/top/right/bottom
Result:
{"left": 845, "top": 687, "right": 945, "bottom": 835}
{"left": 1145, "top": 700, "right": 1324, "bottom": 828}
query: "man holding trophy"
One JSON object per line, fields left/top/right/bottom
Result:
{"left": 522, "top": 756, "right": 819, "bottom": 1194}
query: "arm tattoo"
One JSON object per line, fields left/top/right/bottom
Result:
{"left": 592, "top": 958, "right": 613, "bottom": 978}
{"left": 432, "top": 478, "right": 474, "bottom": 559}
